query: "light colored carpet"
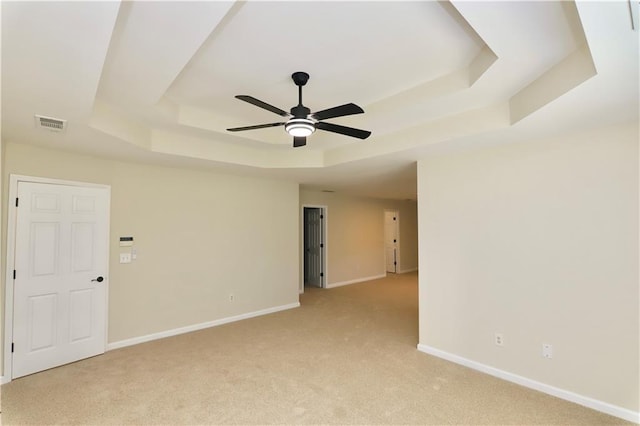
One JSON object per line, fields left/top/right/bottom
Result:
{"left": 1, "top": 272, "right": 633, "bottom": 425}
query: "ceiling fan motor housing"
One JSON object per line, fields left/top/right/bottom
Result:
{"left": 290, "top": 104, "right": 311, "bottom": 118}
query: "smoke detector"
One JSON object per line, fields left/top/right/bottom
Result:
{"left": 34, "top": 115, "right": 67, "bottom": 132}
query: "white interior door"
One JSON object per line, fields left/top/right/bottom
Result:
{"left": 12, "top": 181, "right": 109, "bottom": 378}
{"left": 304, "top": 207, "right": 324, "bottom": 287}
{"left": 385, "top": 211, "right": 398, "bottom": 273}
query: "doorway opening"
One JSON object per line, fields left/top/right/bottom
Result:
{"left": 384, "top": 210, "right": 400, "bottom": 274}
{"left": 302, "top": 206, "right": 326, "bottom": 290}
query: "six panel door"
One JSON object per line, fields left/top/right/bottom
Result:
{"left": 12, "top": 182, "right": 109, "bottom": 378}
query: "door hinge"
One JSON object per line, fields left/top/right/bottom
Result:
{"left": 320, "top": 215, "right": 324, "bottom": 219}
{"left": 11, "top": 343, "right": 14, "bottom": 353}
{"left": 320, "top": 272, "right": 324, "bottom": 277}
{"left": 13, "top": 270, "right": 16, "bottom": 280}
{"left": 320, "top": 243, "right": 324, "bottom": 248}
{"left": 393, "top": 239, "right": 396, "bottom": 243}
{"left": 393, "top": 217, "right": 396, "bottom": 221}
{"left": 394, "top": 261, "right": 397, "bottom": 265}
{"left": 15, "top": 197, "right": 19, "bottom": 207}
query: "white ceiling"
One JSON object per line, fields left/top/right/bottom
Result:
{"left": 2, "top": 1, "right": 638, "bottom": 200}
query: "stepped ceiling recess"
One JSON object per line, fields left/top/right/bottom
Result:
{"left": 1, "top": 1, "right": 638, "bottom": 200}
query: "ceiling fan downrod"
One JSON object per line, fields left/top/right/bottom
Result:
{"left": 290, "top": 72, "right": 311, "bottom": 118}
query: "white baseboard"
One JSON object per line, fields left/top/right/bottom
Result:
{"left": 398, "top": 267, "right": 418, "bottom": 274}
{"left": 326, "top": 273, "right": 386, "bottom": 289}
{"left": 417, "top": 344, "right": 639, "bottom": 424}
{"left": 1, "top": 375, "right": 7, "bottom": 385}
{"left": 107, "top": 302, "right": 300, "bottom": 351}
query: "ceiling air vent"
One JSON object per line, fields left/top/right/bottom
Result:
{"left": 34, "top": 115, "right": 67, "bottom": 132}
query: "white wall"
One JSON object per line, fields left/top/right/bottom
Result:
{"left": 300, "top": 190, "right": 418, "bottom": 287}
{"left": 417, "top": 121, "right": 639, "bottom": 414}
{"left": 2, "top": 142, "right": 300, "bottom": 374}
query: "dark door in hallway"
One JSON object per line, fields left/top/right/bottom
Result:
{"left": 304, "top": 207, "right": 324, "bottom": 287}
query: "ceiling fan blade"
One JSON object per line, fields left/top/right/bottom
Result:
{"left": 311, "top": 103, "right": 364, "bottom": 121}
{"left": 293, "top": 136, "right": 306, "bottom": 148}
{"left": 315, "top": 121, "right": 371, "bottom": 139}
{"left": 227, "top": 122, "right": 285, "bottom": 132}
{"left": 235, "top": 95, "right": 289, "bottom": 117}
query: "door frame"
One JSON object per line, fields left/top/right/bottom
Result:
{"left": 3, "top": 174, "right": 111, "bottom": 384}
{"left": 300, "top": 204, "right": 328, "bottom": 293}
{"left": 384, "top": 209, "right": 400, "bottom": 274}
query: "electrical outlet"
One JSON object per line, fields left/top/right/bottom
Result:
{"left": 542, "top": 343, "right": 553, "bottom": 359}
{"left": 119, "top": 252, "right": 131, "bottom": 264}
{"left": 495, "top": 333, "right": 504, "bottom": 347}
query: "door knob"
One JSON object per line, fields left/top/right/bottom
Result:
{"left": 91, "top": 276, "right": 104, "bottom": 283}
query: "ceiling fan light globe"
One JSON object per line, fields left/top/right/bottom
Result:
{"left": 288, "top": 127, "right": 313, "bottom": 137}
{"left": 285, "top": 119, "right": 315, "bottom": 137}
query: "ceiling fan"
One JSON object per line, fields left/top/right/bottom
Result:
{"left": 227, "top": 72, "right": 371, "bottom": 148}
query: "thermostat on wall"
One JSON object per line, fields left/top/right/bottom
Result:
{"left": 119, "top": 236, "right": 134, "bottom": 247}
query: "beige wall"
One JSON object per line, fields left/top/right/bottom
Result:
{"left": 2, "top": 142, "right": 299, "bottom": 375}
{"left": 398, "top": 199, "right": 418, "bottom": 273}
{"left": 300, "top": 190, "right": 418, "bottom": 286}
{"left": 0, "top": 136, "right": 3, "bottom": 379}
{"left": 417, "top": 121, "right": 639, "bottom": 411}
